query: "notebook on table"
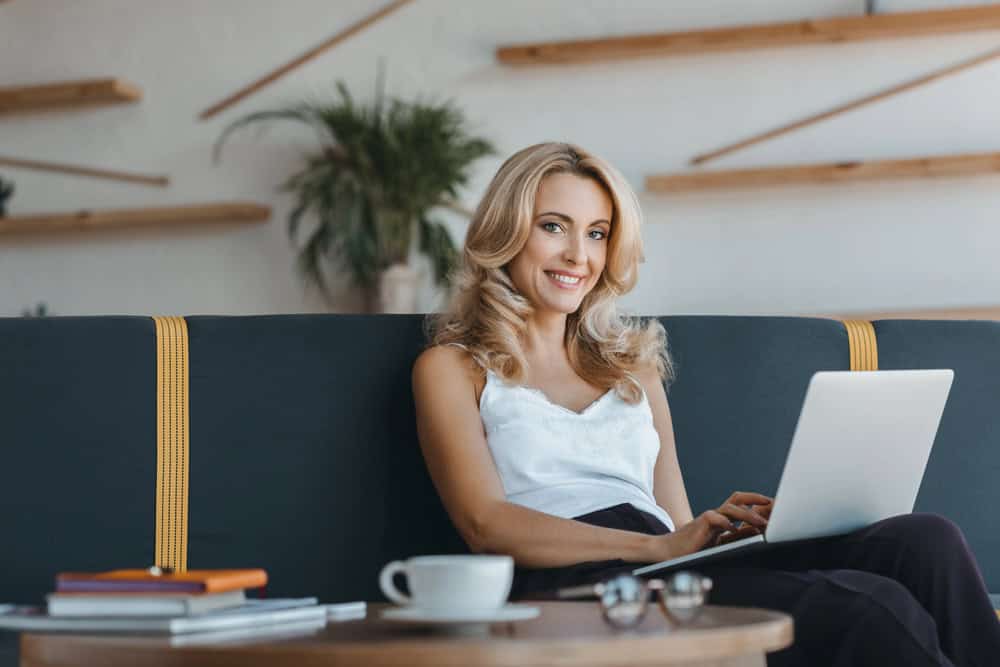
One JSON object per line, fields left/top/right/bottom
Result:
{"left": 0, "top": 598, "right": 322, "bottom": 634}
{"left": 54, "top": 569, "right": 267, "bottom": 594}
{"left": 46, "top": 590, "right": 247, "bottom": 617}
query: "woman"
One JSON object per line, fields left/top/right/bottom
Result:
{"left": 412, "top": 142, "right": 999, "bottom": 666}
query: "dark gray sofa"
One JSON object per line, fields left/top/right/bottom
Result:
{"left": 1, "top": 314, "right": 998, "bottom": 664}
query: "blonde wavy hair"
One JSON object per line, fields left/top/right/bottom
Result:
{"left": 428, "top": 142, "right": 672, "bottom": 403}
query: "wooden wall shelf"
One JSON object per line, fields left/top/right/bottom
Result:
{"left": 828, "top": 306, "right": 1000, "bottom": 321}
{"left": 0, "top": 78, "right": 142, "bottom": 114}
{"left": 646, "top": 151, "right": 1000, "bottom": 193}
{"left": 0, "top": 202, "right": 271, "bottom": 235}
{"left": 497, "top": 5, "right": 1000, "bottom": 65}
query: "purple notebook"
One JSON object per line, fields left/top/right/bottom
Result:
{"left": 56, "top": 580, "right": 205, "bottom": 593}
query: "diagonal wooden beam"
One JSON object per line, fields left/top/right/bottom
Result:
{"left": 691, "top": 45, "right": 1000, "bottom": 165}
{"left": 0, "top": 154, "right": 169, "bottom": 187}
{"left": 198, "top": 0, "right": 413, "bottom": 120}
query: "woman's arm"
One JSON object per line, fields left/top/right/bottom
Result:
{"left": 413, "top": 345, "right": 663, "bottom": 568}
{"left": 640, "top": 367, "right": 696, "bottom": 528}
{"left": 640, "top": 367, "right": 773, "bottom": 541}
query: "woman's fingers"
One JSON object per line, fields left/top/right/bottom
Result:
{"left": 699, "top": 519, "right": 731, "bottom": 549}
{"left": 726, "top": 491, "right": 773, "bottom": 507}
{"left": 722, "top": 492, "right": 773, "bottom": 527}
{"left": 719, "top": 503, "right": 769, "bottom": 528}
{"left": 717, "top": 524, "right": 761, "bottom": 544}
{"left": 701, "top": 510, "right": 737, "bottom": 533}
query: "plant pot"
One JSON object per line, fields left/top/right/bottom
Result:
{"left": 378, "top": 263, "right": 419, "bottom": 314}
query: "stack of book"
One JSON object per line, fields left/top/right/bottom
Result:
{"left": 0, "top": 568, "right": 329, "bottom": 636}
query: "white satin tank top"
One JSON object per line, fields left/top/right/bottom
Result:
{"left": 479, "top": 369, "right": 675, "bottom": 531}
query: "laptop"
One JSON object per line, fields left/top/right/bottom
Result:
{"left": 633, "top": 369, "right": 954, "bottom": 577}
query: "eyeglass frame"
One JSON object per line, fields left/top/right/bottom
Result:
{"left": 556, "top": 571, "right": 713, "bottom": 629}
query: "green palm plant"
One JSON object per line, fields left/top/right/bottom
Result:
{"left": 214, "top": 80, "right": 494, "bottom": 311}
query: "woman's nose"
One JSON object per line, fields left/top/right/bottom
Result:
{"left": 564, "top": 233, "right": 588, "bottom": 265}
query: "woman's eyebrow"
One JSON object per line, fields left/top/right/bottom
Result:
{"left": 536, "top": 211, "right": 611, "bottom": 226}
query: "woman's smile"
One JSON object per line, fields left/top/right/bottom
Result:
{"left": 545, "top": 270, "right": 586, "bottom": 289}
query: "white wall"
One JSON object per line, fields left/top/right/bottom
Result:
{"left": 2, "top": 0, "right": 999, "bottom": 317}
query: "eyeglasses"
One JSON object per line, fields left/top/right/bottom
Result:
{"left": 558, "top": 571, "right": 713, "bottom": 629}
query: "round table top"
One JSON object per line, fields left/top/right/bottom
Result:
{"left": 21, "top": 602, "right": 793, "bottom": 667}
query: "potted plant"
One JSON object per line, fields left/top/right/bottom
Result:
{"left": 214, "top": 80, "right": 494, "bottom": 312}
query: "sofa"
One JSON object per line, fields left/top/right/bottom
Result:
{"left": 1, "top": 314, "right": 998, "bottom": 664}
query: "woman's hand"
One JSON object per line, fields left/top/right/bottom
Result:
{"left": 715, "top": 491, "right": 773, "bottom": 545}
{"left": 653, "top": 509, "right": 743, "bottom": 560}
{"left": 645, "top": 491, "right": 773, "bottom": 561}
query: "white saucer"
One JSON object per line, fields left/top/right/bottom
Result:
{"left": 380, "top": 604, "right": 539, "bottom": 624}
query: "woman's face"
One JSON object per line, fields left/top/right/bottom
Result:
{"left": 507, "top": 172, "right": 613, "bottom": 315}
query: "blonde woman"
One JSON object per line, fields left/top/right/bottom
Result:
{"left": 412, "top": 142, "right": 998, "bottom": 666}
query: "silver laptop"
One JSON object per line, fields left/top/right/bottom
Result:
{"left": 634, "top": 369, "right": 954, "bottom": 577}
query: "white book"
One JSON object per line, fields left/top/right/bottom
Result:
{"left": 167, "top": 604, "right": 367, "bottom": 648}
{"left": 168, "top": 618, "right": 327, "bottom": 647}
{"left": 0, "top": 598, "right": 321, "bottom": 634}
{"left": 47, "top": 590, "right": 246, "bottom": 617}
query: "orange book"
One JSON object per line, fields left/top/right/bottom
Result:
{"left": 55, "top": 569, "right": 267, "bottom": 594}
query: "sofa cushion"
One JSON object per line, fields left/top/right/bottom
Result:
{"left": 875, "top": 320, "right": 1000, "bottom": 589}
{"left": 183, "top": 315, "right": 464, "bottom": 601}
{"left": 661, "top": 316, "right": 849, "bottom": 520}
{"left": 0, "top": 317, "right": 156, "bottom": 605}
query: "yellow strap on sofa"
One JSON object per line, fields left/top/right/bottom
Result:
{"left": 152, "top": 316, "right": 190, "bottom": 573}
{"left": 842, "top": 320, "right": 878, "bottom": 371}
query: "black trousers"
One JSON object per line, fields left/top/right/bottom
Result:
{"left": 511, "top": 503, "right": 1000, "bottom": 667}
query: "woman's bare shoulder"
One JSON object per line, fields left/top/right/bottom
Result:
{"left": 635, "top": 363, "right": 668, "bottom": 401}
{"left": 635, "top": 362, "right": 663, "bottom": 386}
{"left": 413, "top": 344, "right": 484, "bottom": 395}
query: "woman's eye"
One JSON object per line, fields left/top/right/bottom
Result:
{"left": 541, "top": 221, "right": 562, "bottom": 233}
{"left": 589, "top": 229, "right": 607, "bottom": 240}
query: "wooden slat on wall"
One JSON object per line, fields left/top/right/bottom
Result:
{"left": 0, "top": 78, "right": 141, "bottom": 114}
{"left": 646, "top": 151, "right": 1000, "bottom": 192}
{"left": 830, "top": 307, "right": 1000, "bottom": 321}
{"left": 497, "top": 5, "right": 1000, "bottom": 65}
{"left": 0, "top": 203, "right": 271, "bottom": 235}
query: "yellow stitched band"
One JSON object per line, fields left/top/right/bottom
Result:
{"left": 153, "top": 316, "right": 189, "bottom": 572}
{"left": 842, "top": 320, "right": 879, "bottom": 371}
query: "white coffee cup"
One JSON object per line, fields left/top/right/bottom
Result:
{"left": 379, "top": 554, "right": 514, "bottom": 611}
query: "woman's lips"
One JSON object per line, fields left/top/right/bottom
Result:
{"left": 545, "top": 271, "right": 584, "bottom": 290}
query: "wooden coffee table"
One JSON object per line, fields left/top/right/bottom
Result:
{"left": 20, "top": 602, "right": 793, "bottom": 667}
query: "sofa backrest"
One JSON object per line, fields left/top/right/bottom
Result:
{"left": 665, "top": 316, "right": 1000, "bottom": 587}
{"left": 1, "top": 315, "right": 997, "bottom": 604}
